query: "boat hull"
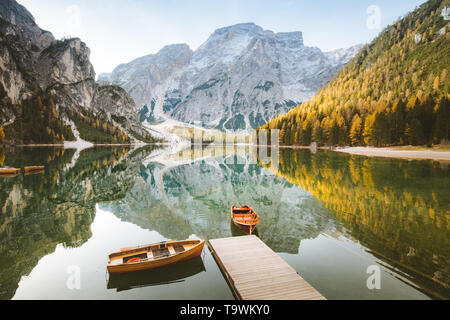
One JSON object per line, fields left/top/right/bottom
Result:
{"left": 233, "top": 221, "right": 258, "bottom": 234}
{"left": 24, "top": 166, "right": 45, "bottom": 173}
{"left": 107, "top": 240, "right": 205, "bottom": 274}
{"left": 0, "top": 168, "right": 20, "bottom": 175}
{"left": 231, "top": 206, "right": 260, "bottom": 235}
{"left": 107, "top": 257, "right": 206, "bottom": 291}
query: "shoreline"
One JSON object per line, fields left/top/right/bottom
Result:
{"left": 0, "top": 143, "right": 155, "bottom": 148}
{"left": 2, "top": 143, "right": 450, "bottom": 162}
{"left": 334, "top": 146, "right": 450, "bottom": 162}
{"left": 276, "top": 145, "right": 450, "bottom": 161}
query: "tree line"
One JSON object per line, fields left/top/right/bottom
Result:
{"left": 260, "top": 0, "right": 450, "bottom": 147}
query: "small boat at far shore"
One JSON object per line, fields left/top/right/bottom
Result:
{"left": 24, "top": 166, "right": 45, "bottom": 174}
{"left": 107, "top": 239, "right": 206, "bottom": 274}
{"left": 231, "top": 205, "right": 260, "bottom": 235}
{"left": 0, "top": 168, "right": 20, "bottom": 175}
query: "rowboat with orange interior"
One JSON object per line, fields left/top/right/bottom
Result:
{"left": 0, "top": 168, "right": 20, "bottom": 175}
{"left": 24, "top": 166, "right": 45, "bottom": 174}
{"left": 231, "top": 205, "right": 260, "bottom": 234}
{"left": 107, "top": 239, "right": 206, "bottom": 274}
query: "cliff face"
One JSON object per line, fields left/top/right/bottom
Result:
{"left": 0, "top": 0, "right": 49, "bottom": 124}
{"left": 0, "top": 0, "right": 150, "bottom": 144}
{"left": 36, "top": 38, "right": 97, "bottom": 110}
{"left": 92, "top": 84, "right": 152, "bottom": 140}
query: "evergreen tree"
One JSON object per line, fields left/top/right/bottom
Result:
{"left": 0, "top": 127, "right": 5, "bottom": 144}
{"left": 350, "top": 114, "right": 362, "bottom": 146}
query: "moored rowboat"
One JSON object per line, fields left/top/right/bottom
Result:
{"left": 0, "top": 168, "right": 20, "bottom": 175}
{"left": 107, "top": 239, "right": 206, "bottom": 274}
{"left": 24, "top": 166, "right": 45, "bottom": 173}
{"left": 231, "top": 205, "right": 260, "bottom": 235}
{"left": 107, "top": 257, "right": 206, "bottom": 292}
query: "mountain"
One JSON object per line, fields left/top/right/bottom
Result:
{"left": 0, "top": 0, "right": 155, "bottom": 145}
{"left": 261, "top": 0, "right": 450, "bottom": 147}
{"left": 324, "top": 45, "right": 364, "bottom": 65}
{"left": 100, "top": 23, "right": 362, "bottom": 130}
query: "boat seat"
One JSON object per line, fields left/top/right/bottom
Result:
{"left": 152, "top": 248, "right": 170, "bottom": 258}
{"left": 173, "top": 244, "right": 186, "bottom": 253}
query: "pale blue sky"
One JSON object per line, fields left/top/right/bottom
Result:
{"left": 17, "top": 0, "right": 427, "bottom": 75}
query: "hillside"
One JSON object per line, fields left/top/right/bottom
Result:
{"left": 260, "top": 0, "right": 450, "bottom": 147}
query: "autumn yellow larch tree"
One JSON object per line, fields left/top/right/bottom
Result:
{"left": 350, "top": 114, "right": 362, "bottom": 146}
{"left": 0, "top": 127, "right": 5, "bottom": 143}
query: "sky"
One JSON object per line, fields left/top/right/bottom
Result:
{"left": 17, "top": 0, "right": 427, "bottom": 76}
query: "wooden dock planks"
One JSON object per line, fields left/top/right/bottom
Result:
{"left": 208, "top": 235, "right": 326, "bottom": 300}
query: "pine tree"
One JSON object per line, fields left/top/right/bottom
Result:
{"left": 433, "top": 76, "right": 440, "bottom": 91}
{"left": 407, "top": 118, "right": 425, "bottom": 145}
{"left": 350, "top": 114, "right": 362, "bottom": 146}
{"left": 363, "top": 113, "right": 376, "bottom": 146}
{"left": 434, "top": 97, "right": 450, "bottom": 143}
{"left": 0, "top": 127, "right": 5, "bottom": 143}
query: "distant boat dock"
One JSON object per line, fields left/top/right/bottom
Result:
{"left": 208, "top": 235, "right": 326, "bottom": 300}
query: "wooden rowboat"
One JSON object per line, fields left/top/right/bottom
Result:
{"left": 24, "top": 166, "right": 45, "bottom": 173}
{"left": 0, "top": 168, "right": 20, "bottom": 175}
{"left": 107, "top": 239, "right": 206, "bottom": 274}
{"left": 231, "top": 205, "right": 260, "bottom": 235}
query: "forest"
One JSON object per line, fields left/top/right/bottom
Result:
{"left": 2, "top": 88, "right": 76, "bottom": 145}
{"left": 67, "top": 107, "right": 131, "bottom": 145}
{"left": 260, "top": 0, "right": 450, "bottom": 147}
{"left": 1, "top": 89, "right": 132, "bottom": 145}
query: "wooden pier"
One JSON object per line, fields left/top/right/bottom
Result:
{"left": 208, "top": 235, "right": 326, "bottom": 300}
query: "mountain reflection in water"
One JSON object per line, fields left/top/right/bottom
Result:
{"left": 0, "top": 145, "right": 448, "bottom": 300}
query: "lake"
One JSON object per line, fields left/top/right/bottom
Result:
{"left": 0, "top": 145, "right": 448, "bottom": 300}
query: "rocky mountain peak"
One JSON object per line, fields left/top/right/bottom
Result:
{"left": 213, "top": 22, "right": 263, "bottom": 36}
{"left": 157, "top": 43, "right": 192, "bottom": 57}
{"left": 95, "top": 22, "right": 363, "bottom": 131}
{"left": 0, "top": 0, "right": 36, "bottom": 27}
{"left": 0, "top": 0, "right": 55, "bottom": 53}
{"left": 37, "top": 38, "right": 96, "bottom": 91}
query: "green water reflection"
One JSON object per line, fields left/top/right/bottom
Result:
{"left": 0, "top": 146, "right": 149, "bottom": 299}
{"left": 260, "top": 149, "right": 449, "bottom": 299}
